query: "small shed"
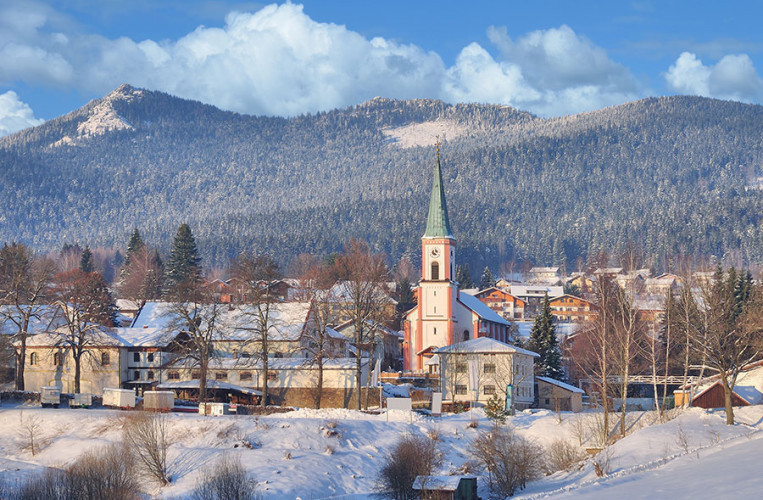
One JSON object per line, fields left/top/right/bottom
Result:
{"left": 537, "top": 376, "right": 584, "bottom": 413}
{"left": 412, "top": 475, "right": 477, "bottom": 500}
{"left": 686, "top": 381, "right": 751, "bottom": 409}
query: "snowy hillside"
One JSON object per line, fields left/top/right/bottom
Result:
{"left": 0, "top": 403, "right": 761, "bottom": 498}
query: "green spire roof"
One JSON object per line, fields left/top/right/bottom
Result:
{"left": 424, "top": 153, "right": 453, "bottom": 238}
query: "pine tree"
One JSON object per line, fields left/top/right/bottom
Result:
{"left": 79, "top": 246, "right": 94, "bottom": 273}
{"left": 163, "top": 223, "right": 202, "bottom": 294}
{"left": 455, "top": 264, "right": 473, "bottom": 288}
{"left": 479, "top": 266, "right": 495, "bottom": 290}
{"left": 121, "top": 228, "right": 144, "bottom": 280}
{"left": 528, "top": 293, "right": 564, "bottom": 380}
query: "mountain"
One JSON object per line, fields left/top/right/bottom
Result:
{"left": 1, "top": 84, "right": 763, "bottom": 271}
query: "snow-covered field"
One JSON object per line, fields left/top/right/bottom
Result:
{"left": 0, "top": 402, "right": 761, "bottom": 499}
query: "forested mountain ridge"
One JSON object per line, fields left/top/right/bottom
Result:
{"left": 1, "top": 84, "right": 762, "bottom": 271}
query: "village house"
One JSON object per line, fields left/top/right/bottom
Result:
{"left": 565, "top": 273, "right": 596, "bottom": 296}
{"left": 509, "top": 284, "right": 564, "bottom": 317}
{"left": 549, "top": 294, "right": 598, "bottom": 323}
{"left": 334, "top": 319, "right": 403, "bottom": 370}
{"left": 536, "top": 376, "right": 584, "bottom": 412}
{"left": 528, "top": 266, "right": 562, "bottom": 284}
{"left": 474, "top": 287, "right": 526, "bottom": 320}
{"left": 436, "top": 337, "right": 537, "bottom": 409}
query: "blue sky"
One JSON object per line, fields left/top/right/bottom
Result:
{"left": 1, "top": 0, "right": 761, "bottom": 136}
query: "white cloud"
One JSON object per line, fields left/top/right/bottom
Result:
{"left": 0, "top": 2, "right": 645, "bottom": 118}
{"left": 0, "top": 90, "right": 44, "bottom": 135}
{"left": 665, "top": 51, "right": 762, "bottom": 102}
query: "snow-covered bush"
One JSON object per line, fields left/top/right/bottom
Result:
{"left": 547, "top": 439, "right": 585, "bottom": 472}
{"left": 378, "top": 434, "right": 440, "bottom": 500}
{"left": 192, "top": 454, "right": 260, "bottom": 500}
{"left": 472, "top": 427, "right": 545, "bottom": 497}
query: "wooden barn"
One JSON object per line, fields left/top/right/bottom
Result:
{"left": 412, "top": 475, "right": 477, "bottom": 500}
{"left": 678, "top": 381, "right": 751, "bottom": 409}
{"left": 537, "top": 376, "right": 584, "bottom": 412}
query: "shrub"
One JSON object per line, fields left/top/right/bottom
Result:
{"left": 192, "top": 454, "right": 259, "bottom": 500}
{"left": 13, "top": 444, "right": 140, "bottom": 500}
{"left": 122, "top": 412, "right": 170, "bottom": 485}
{"left": 547, "top": 439, "right": 585, "bottom": 472}
{"left": 378, "top": 434, "right": 440, "bottom": 500}
{"left": 472, "top": 427, "right": 545, "bottom": 497}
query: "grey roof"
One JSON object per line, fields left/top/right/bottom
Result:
{"left": 412, "top": 475, "right": 474, "bottom": 491}
{"left": 435, "top": 337, "right": 539, "bottom": 357}
{"left": 537, "top": 376, "right": 584, "bottom": 393}
{"left": 458, "top": 291, "right": 510, "bottom": 326}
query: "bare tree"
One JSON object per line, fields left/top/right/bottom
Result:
{"left": 693, "top": 266, "right": 763, "bottom": 425}
{"left": 231, "top": 252, "right": 282, "bottom": 407}
{"left": 299, "top": 259, "right": 342, "bottom": 408}
{"left": 123, "top": 412, "right": 171, "bottom": 486}
{"left": 378, "top": 434, "right": 439, "bottom": 500}
{"left": 0, "top": 243, "right": 56, "bottom": 390}
{"left": 472, "top": 427, "right": 545, "bottom": 497}
{"left": 333, "top": 239, "right": 391, "bottom": 410}
{"left": 118, "top": 245, "right": 163, "bottom": 302}
{"left": 163, "top": 280, "right": 225, "bottom": 404}
{"left": 52, "top": 269, "right": 118, "bottom": 393}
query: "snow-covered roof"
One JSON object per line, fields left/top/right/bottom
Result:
{"left": 458, "top": 292, "right": 510, "bottom": 326}
{"left": 424, "top": 354, "right": 439, "bottom": 366}
{"left": 537, "top": 376, "right": 584, "bottom": 393}
{"left": 510, "top": 285, "right": 564, "bottom": 298}
{"left": 112, "top": 327, "right": 178, "bottom": 347}
{"left": 171, "top": 357, "right": 362, "bottom": 371}
{"left": 0, "top": 305, "right": 66, "bottom": 335}
{"left": 25, "top": 327, "right": 125, "bottom": 347}
{"left": 412, "top": 475, "right": 474, "bottom": 491}
{"left": 435, "top": 337, "right": 539, "bottom": 357}
{"left": 156, "top": 379, "right": 262, "bottom": 395}
{"left": 328, "top": 281, "right": 397, "bottom": 304}
{"left": 116, "top": 299, "right": 141, "bottom": 310}
{"left": 130, "top": 301, "right": 318, "bottom": 343}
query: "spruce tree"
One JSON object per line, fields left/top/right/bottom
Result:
{"left": 455, "top": 264, "right": 474, "bottom": 288}
{"left": 79, "top": 246, "right": 94, "bottom": 273}
{"left": 163, "top": 223, "right": 202, "bottom": 293}
{"left": 528, "top": 293, "right": 564, "bottom": 380}
{"left": 479, "top": 266, "right": 495, "bottom": 290}
{"left": 123, "top": 229, "right": 144, "bottom": 269}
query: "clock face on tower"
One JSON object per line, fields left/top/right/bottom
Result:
{"left": 430, "top": 247, "right": 440, "bottom": 257}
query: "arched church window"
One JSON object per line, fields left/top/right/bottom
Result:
{"left": 431, "top": 261, "right": 439, "bottom": 280}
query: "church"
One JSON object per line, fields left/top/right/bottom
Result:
{"left": 403, "top": 148, "right": 512, "bottom": 371}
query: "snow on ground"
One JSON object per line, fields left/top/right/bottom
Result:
{"left": 382, "top": 119, "right": 468, "bottom": 148}
{"left": 1, "top": 402, "right": 762, "bottom": 499}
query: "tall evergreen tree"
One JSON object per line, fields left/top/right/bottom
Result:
{"left": 455, "top": 264, "right": 473, "bottom": 288}
{"left": 79, "top": 246, "right": 94, "bottom": 273}
{"left": 528, "top": 293, "right": 564, "bottom": 380}
{"left": 479, "top": 266, "right": 495, "bottom": 290}
{"left": 163, "top": 223, "right": 202, "bottom": 293}
{"left": 121, "top": 228, "right": 144, "bottom": 280}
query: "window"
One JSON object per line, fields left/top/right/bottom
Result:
{"left": 240, "top": 371, "right": 253, "bottom": 381}
{"left": 431, "top": 261, "right": 439, "bottom": 280}
{"left": 267, "top": 371, "right": 278, "bottom": 381}
{"left": 483, "top": 363, "right": 496, "bottom": 374}
{"left": 133, "top": 352, "right": 140, "bottom": 362}
{"left": 191, "top": 371, "right": 200, "bottom": 380}
{"left": 30, "top": 352, "right": 37, "bottom": 365}
{"left": 456, "top": 363, "right": 467, "bottom": 374}
{"left": 53, "top": 352, "right": 62, "bottom": 366}
{"left": 215, "top": 372, "right": 227, "bottom": 380}
{"left": 147, "top": 370, "right": 154, "bottom": 380}
{"left": 101, "top": 352, "right": 110, "bottom": 366}
{"left": 147, "top": 353, "right": 154, "bottom": 363}
{"left": 463, "top": 330, "right": 469, "bottom": 342}
{"left": 167, "top": 371, "right": 180, "bottom": 380}
{"left": 455, "top": 385, "right": 467, "bottom": 395}
{"left": 433, "top": 327, "right": 437, "bottom": 335}
{"left": 483, "top": 385, "right": 496, "bottom": 395}
{"left": 134, "top": 370, "right": 140, "bottom": 380}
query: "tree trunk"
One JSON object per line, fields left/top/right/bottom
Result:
{"left": 315, "top": 353, "right": 324, "bottom": 409}
{"left": 355, "top": 321, "right": 362, "bottom": 410}
{"left": 721, "top": 373, "right": 735, "bottom": 425}
{"left": 262, "top": 349, "right": 269, "bottom": 407}
{"left": 74, "top": 353, "right": 81, "bottom": 394}
{"left": 15, "top": 339, "right": 26, "bottom": 391}
{"left": 199, "top": 353, "right": 208, "bottom": 404}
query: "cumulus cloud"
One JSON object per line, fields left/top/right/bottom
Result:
{"left": 0, "top": 2, "right": 645, "bottom": 118}
{"left": 0, "top": 90, "right": 44, "bottom": 135}
{"left": 665, "top": 51, "right": 763, "bottom": 102}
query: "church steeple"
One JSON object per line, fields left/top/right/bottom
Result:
{"left": 424, "top": 144, "right": 453, "bottom": 238}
